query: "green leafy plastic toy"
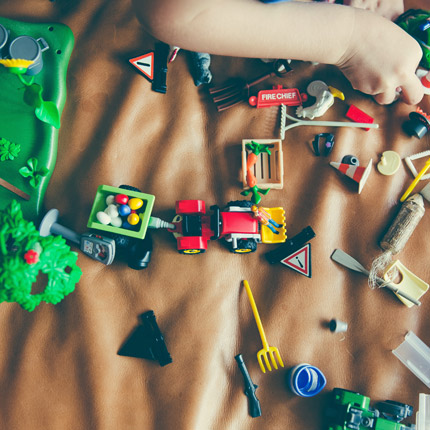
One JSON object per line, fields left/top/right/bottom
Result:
{"left": 0, "top": 17, "right": 74, "bottom": 220}
{"left": 0, "top": 200, "right": 82, "bottom": 312}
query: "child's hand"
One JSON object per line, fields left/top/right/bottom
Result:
{"left": 336, "top": 9, "right": 423, "bottom": 105}
{"left": 343, "top": 0, "right": 403, "bottom": 20}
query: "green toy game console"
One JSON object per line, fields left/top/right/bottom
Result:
{"left": 0, "top": 17, "right": 74, "bottom": 221}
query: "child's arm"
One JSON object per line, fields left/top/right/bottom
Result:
{"left": 133, "top": 0, "right": 423, "bottom": 105}
{"left": 343, "top": 0, "right": 404, "bottom": 20}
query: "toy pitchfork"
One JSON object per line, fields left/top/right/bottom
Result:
{"left": 243, "top": 280, "right": 284, "bottom": 373}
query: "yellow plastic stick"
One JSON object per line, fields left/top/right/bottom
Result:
{"left": 400, "top": 158, "right": 430, "bottom": 202}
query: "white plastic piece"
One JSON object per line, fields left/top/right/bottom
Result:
{"left": 392, "top": 332, "right": 430, "bottom": 388}
{"left": 377, "top": 151, "right": 401, "bottom": 176}
{"left": 148, "top": 216, "right": 174, "bottom": 230}
{"left": 279, "top": 105, "right": 379, "bottom": 140}
{"left": 404, "top": 150, "right": 430, "bottom": 181}
{"left": 416, "top": 393, "right": 430, "bottom": 430}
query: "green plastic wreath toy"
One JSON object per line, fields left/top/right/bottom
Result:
{"left": 0, "top": 200, "right": 82, "bottom": 311}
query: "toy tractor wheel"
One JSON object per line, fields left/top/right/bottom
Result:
{"left": 179, "top": 248, "right": 205, "bottom": 255}
{"left": 375, "top": 400, "right": 414, "bottom": 423}
{"left": 226, "top": 200, "right": 253, "bottom": 208}
{"left": 232, "top": 239, "right": 257, "bottom": 254}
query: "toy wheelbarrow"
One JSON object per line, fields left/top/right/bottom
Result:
{"left": 243, "top": 280, "right": 284, "bottom": 373}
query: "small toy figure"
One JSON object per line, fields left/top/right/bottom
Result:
{"left": 251, "top": 205, "right": 281, "bottom": 234}
{"left": 296, "top": 80, "right": 344, "bottom": 120}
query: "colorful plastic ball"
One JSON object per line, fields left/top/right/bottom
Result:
{"left": 128, "top": 198, "right": 143, "bottom": 210}
{"left": 96, "top": 211, "right": 111, "bottom": 225}
{"left": 127, "top": 213, "right": 140, "bottom": 226}
{"left": 110, "top": 216, "right": 122, "bottom": 228}
{"left": 105, "top": 204, "right": 119, "bottom": 218}
{"left": 121, "top": 221, "right": 133, "bottom": 230}
{"left": 118, "top": 204, "right": 131, "bottom": 217}
{"left": 105, "top": 195, "right": 115, "bottom": 205}
{"left": 114, "top": 194, "right": 129, "bottom": 205}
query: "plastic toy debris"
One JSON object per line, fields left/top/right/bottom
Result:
{"left": 0, "top": 176, "right": 30, "bottom": 200}
{"left": 369, "top": 194, "right": 425, "bottom": 291}
{"left": 18, "top": 157, "right": 49, "bottom": 188}
{"left": 405, "top": 150, "right": 430, "bottom": 180}
{"left": 241, "top": 139, "right": 283, "bottom": 191}
{"left": 0, "top": 200, "right": 82, "bottom": 312}
{"left": 383, "top": 260, "right": 429, "bottom": 307}
{"left": 345, "top": 104, "right": 375, "bottom": 131}
{"left": 330, "top": 249, "right": 421, "bottom": 306}
{"left": 287, "top": 363, "right": 326, "bottom": 397}
{"left": 209, "top": 59, "right": 292, "bottom": 111}
{"left": 377, "top": 151, "right": 401, "bottom": 176}
{"left": 341, "top": 155, "right": 359, "bottom": 166}
{"left": 312, "top": 133, "right": 334, "bottom": 156}
{"left": 248, "top": 85, "right": 307, "bottom": 108}
{"left": 242, "top": 280, "right": 284, "bottom": 374}
{"left": 152, "top": 42, "right": 169, "bottom": 94}
{"left": 39, "top": 208, "right": 116, "bottom": 265}
{"left": 329, "top": 319, "right": 348, "bottom": 333}
{"left": 330, "top": 159, "right": 373, "bottom": 194}
{"left": 265, "top": 226, "right": 315, "bottom": 267}
{"left": 241, "top": 141, "right": 273, "bottom": 204}
{"left": 400, "top": 157, "right": 430, "bottom": 202}
{"left": 392, "top": 331, "right": 430, "bottom": 388}
{"left": 118, "top": 310, "right": 172, "bottom": 367}
{"left": 396, "top": 9, "right": 430, "bottom": 69}
{"left": 235, "top": 354, "right": 262, "bottom": 418}
{"left": 0, "top": 137, "right": 21, "bottom": 161}
{"left": 416, "top": 393, "right": 430, "bottom": 430}
{"left": 419, "top": 69, "right": 430, "bottom": 95}
{"left": 296, "top": 80, "right": 344, "bottom": 120}
{"left": 279, "top": 105, "right": 379, "bottom": 140}
{"left": 403, "top": 107, "right": 430, "bottom": 139}
{"left": 325, "top": 388, "right": 415, "bottom": 430}
{"left": 129, "top": 52, "right": 154, "bottom": 82}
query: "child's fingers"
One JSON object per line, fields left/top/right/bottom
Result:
{"left": 399, "top": 76, "right": 425, "bottom": 106}
{"left": 373, "top": 89, "right": 398, "bottom": 105}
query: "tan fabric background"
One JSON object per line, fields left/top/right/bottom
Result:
{"left": 0, "top": 0, "right": 429, "bottom": 429}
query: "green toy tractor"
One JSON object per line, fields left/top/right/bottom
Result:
{"left": 325, "top": 388, "right": 415, "bottom": 430}
{"left": 397, "top": 9, "right": 430, "bottom": 69}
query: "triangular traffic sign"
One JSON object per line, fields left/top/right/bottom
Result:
{"left": 129, "top": 52, "right": 154, "bottom": 81}
{"left": 280, "top": 243, "right": 311, "bottom": 277}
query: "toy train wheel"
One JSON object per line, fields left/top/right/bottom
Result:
{"left": 179, "top": 249, "right": 205, "bottom": 255}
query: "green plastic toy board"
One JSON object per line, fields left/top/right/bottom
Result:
{"left": 0, "top": 17, "right": 74, "bottom": 221}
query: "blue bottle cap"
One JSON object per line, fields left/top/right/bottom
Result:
{"left": 288, "top": 363, "right": 326, "bottom": 397}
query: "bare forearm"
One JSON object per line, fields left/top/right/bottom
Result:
{"left": 134, "top": 0, "right": 356, "bottom": 65}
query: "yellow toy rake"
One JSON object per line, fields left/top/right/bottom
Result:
{"left": 243, "top": 280, "right": 284, "bottom": 373}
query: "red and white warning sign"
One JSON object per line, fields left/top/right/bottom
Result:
{"left": 129, "top": 52, "right": 154, "bottom": 81}
{"left": 280, "top": 243, "right": 312, "bottom": 278}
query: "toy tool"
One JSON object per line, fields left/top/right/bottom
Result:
{"left": 0, "top": 177, "right": 30, "bottom": 200}
{"left": 279, "top": 105, "right": 379, "bottom": 140}
{"left": 234, "top": 354, "right": 261, "bottom": 418}
{"left": 242, "top": 280, "right": 284, "bottom": 373}
{"left": 400, "top": 157, "right": 430, "bottom": 202}
{"left": 209, "top": 60, "right": 291, "bottom": 111}
{"left": 331, "top": 249, "right": 421, "bottom": 306}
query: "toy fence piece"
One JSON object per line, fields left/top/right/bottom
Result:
{"left": 404, "top": 150, "right": 430, "bottom": 180}
{"left": 241, "top": 139, "right": 283, "bottom": 190}
{"left": 279, "top": 105, "right": 379, "bottom": 140}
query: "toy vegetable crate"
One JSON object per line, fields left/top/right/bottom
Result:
{"left": 87, "top": 185, "right": 155, "bottom": 240}
{"left": 241, "top": 139, "right": 283, "bottom": 190}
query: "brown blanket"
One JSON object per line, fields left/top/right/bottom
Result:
{"left": 1, "top": 0, "right": 430, "bottom": 428}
